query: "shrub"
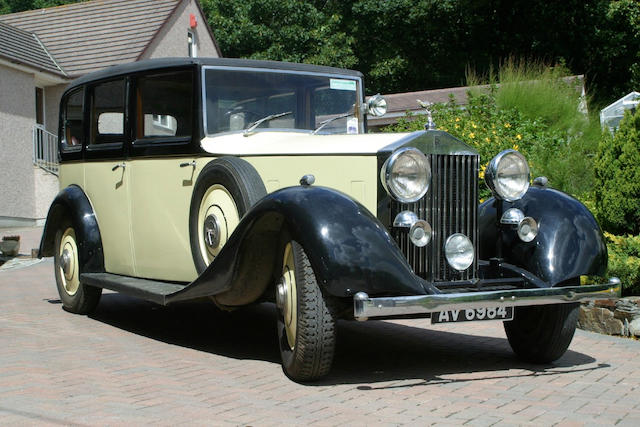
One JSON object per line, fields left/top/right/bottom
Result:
{"left": 605, "top": 233, "right": 640, "bottom": 296}
{"left": 387, "top": 61, "right": 600, "bottom": 201}
{"left": 594, "top": 108, "right": 640, "bottom": 235}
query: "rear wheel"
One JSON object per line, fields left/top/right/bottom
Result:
{"left": 276, "top": 241, "right": 337, "bottom": 381}
{"left": 54, "top": 223, "right": 101, "bottom": 314}
{"left": 504, "top": 303, "right": 579, "bottom": 363}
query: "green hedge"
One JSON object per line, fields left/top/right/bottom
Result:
{"left": 594, "top": 108, "right": 640, "bottom": 235}
{"left": 605, "top": 233, "right": 640, "bottom": 296}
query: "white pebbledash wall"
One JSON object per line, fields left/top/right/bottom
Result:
{"left": 0, "top": 64, "right": 39, "bottom": 225}
{"left": 141, "top": 0, "right": 220, "bottom": 59}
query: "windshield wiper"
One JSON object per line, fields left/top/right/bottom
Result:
{"left": 243, "top": 111, "right": 293, "bottom": 136}
{"left": 312, "top": 112, "right": 353, "bottom": 135}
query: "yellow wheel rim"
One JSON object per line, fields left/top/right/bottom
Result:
{"left": 197, "top": 184, "right": 240, "bottom": 265}
{"left": 282, "top": 242, "right": 297, "bottom": 350}
{"left": 59, "top": 227, "right": 80, "bottom": 296}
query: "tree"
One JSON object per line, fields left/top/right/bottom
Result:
{"left": 200, "top": 0, "right": 356, "bottom": 69}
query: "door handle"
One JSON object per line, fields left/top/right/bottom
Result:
{"left": 112, "top": 163, "right": 126, "bottom": 171}
{"left": 179, "top": 160, "right": 196, "bottom": 168}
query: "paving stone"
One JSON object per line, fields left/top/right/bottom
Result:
{"left": 0, "top": 226, "right": 639, "bottom": 424}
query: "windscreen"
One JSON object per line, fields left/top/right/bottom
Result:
{"left": 204, "top": 68, "right": 362, "bottom": 135}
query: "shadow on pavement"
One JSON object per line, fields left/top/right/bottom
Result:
{"left": 89, "top": 292, "right": 600, "bottom": 386}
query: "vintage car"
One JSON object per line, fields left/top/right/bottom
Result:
{"left": 40, "top": 57, "right": 620, "bottom": 382}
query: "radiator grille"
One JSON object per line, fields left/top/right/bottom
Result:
{"left": 390, "top": 154, "right": 479, "bottom": 281}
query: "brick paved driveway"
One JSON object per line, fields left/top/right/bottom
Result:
{"left": 1, "top": 237, "right": 639, "bottom": 425}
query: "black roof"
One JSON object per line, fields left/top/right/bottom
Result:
{"left": 68, "top": 57, "right": 364, "bottom": 89}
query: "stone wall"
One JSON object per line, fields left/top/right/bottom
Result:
{"left": 579, "top": 298, "right": 640, "bottom": 337}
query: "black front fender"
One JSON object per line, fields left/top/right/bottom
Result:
{"left": 478, "top": 186, "right": 607, "bottom": 286}
{"left": 39, "top": 185, "right": 104, "bottom": 273}
{"left": 168, "top": 186, "right": 427, "bottom": 305}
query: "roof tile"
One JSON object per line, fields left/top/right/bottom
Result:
{"left": 0, "top": 0, "right": 180, "bottom": 76}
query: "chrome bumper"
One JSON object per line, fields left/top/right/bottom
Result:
{"left": 353, "top": 278, "right": 621, "bottom": 321}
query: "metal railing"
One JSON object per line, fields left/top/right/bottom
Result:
{"left": 33, "top": 125, "right": 59, "bottom": 176}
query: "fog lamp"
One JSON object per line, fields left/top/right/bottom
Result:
{"left": 445, "top": 233, "right": 474, "bottom": 271}
{"left": 500, "top": 208, "right": 525, "bottom": 225}
{"left": 517, "top": 217, "right": 538, "bottom": 242}
{"left": 409, "top": 220, "right": 432, "bottom": 247}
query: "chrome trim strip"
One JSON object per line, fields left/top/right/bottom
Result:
{"left": 353, "top": 278, "right": 621, "bottom": 320}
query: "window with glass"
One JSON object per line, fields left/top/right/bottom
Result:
{"left": 204, "top": 68, "right": 362, "bottom": 135}
{"left": 135, "top": 70, "right": 193, "bottom": 141}
{"left": 89, "top": 79, "right": 125, "bottom": 146}
{"left": 62, "top": 88, "right": 84, "bottom": 151}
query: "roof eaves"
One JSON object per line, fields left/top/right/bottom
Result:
{"left": 0, "top": 52, "right": 67, "bottom": 78}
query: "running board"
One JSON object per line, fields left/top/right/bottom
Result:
{"left": 81, "top": 273, "right": 187, "bottom": 305}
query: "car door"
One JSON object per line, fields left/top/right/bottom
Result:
{"left": 82, "top": 78, "right": 136, "bottom": 276}
{"left": 128, "top": 68, "right": 200, "bottom": 282}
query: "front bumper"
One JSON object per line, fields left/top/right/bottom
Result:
{"left": 353, "top": 278, "right": 621, "bottom": 321}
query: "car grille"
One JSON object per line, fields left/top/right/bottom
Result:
{"left": 390, "top": 153, "right": 479, "bottom": 282}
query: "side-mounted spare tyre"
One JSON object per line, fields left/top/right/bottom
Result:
{"left": 189, "top": 156, "right": 267, "bottom": 274}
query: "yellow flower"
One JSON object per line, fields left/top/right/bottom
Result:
{"left": 504, "top": 123, "right": 511, "bottom": 128}
{"left": 485, "top": 137, "right": 490, "bottom": 143}
{"left": 468, "top": 132, "right": 475, "bottom": 139}
{"left": 479, "top": 163, "right": 487, "bottom": 179}
{"left": 516, "top": 134, "right": 522, "bottom": 140}
{"left": 513, "top": 144, "right": 519, "bottom": 151}
{"left": 472, "top": 123, "right": 477, "bottom": 129}
{"left": 455, "top": 124, "right": 459, "bottom": 129}
{"left": 455, "top": 117, "right": 460, "bottom": 122}
{"left": 492, "top": 130, "right": 497, "bottom": 135}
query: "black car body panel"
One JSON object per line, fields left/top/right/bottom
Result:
{"left": 39, "top": 185, "right": 104, "bottom": 274}
{"left": 478, "top": 186, "right": 608, "bottom": 286}
{"left": 167, "top": 185, "right": 428, "bottom": 305}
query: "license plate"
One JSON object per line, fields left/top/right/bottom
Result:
{"left": 431, "top": 306, "right": 514, "bottom": 324}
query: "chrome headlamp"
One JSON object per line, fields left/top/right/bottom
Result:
{"left": 381, "top": 148, "right": 431, "bottom": 203}
{"left": 485, "top": 149, "right": 530, "bottom": 201}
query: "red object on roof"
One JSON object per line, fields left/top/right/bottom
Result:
{"left": 190, "top": 13, "right": 197, "bottom": 28}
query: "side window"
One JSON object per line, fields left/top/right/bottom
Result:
{"left": 62, "top": 88, "right": 84, "bottom": 151}
{"left": 89, "top": 79, "right": 126, "bottom": 146}
{"left": 135, "top": 70, "right": 193, "bottom": 141}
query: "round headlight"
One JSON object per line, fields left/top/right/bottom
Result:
{"left": 381, "top": 148, "right": 431, "bottom": 203}
{"left": 444, "top": 233, "right": 475, "bottom": 271}
{"left": 367, "top": 94, "right": 388, "bottom": 117}
{"left": 485, "top": 150, "right": 530, "bottom": 201}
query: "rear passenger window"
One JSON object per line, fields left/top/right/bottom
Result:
{"left": 89, "top": 79, "right": 126, "bottom": 146}
{"left": 135, "top": 70, "right": 193, "bottom": 140}
{"left": 62, "top": 88, "right": 84, "bottom": 151}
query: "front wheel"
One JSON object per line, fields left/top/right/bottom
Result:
{"left": 504, "top": 303, "right": 579, "bottom": 363}
{"left": 276, "top": 240, "right": 337, "bottom": 382}
{"left": 54, "top": 223, "right": 102, "bottom": 314}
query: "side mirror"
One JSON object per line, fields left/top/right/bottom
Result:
{"left": 367, "top": 94, "right": 387, "bottom": 117}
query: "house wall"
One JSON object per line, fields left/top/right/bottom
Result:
{"left": 0, "top": 64, "right": 37, "bottom": 224}
{"left": 142, "top": 0, "right": 220, "bottom": 59}
{"left": 44, "top": 84, "right": 66, "bottom": 136}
